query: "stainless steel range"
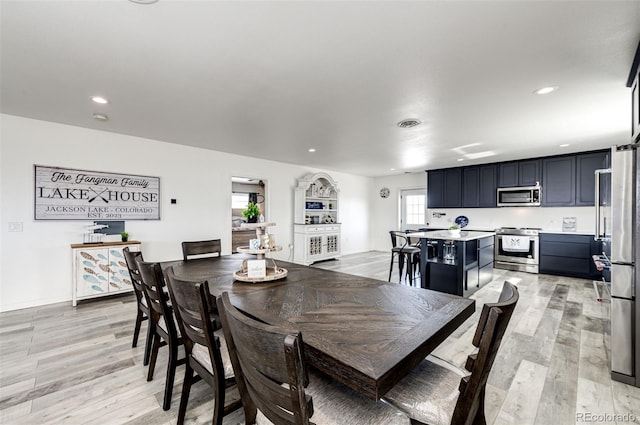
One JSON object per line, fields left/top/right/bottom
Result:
{"left": 494, "top": 227, "right": 540, "bottom": 273}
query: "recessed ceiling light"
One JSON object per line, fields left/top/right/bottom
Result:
{"left": 457, "top": 158, "right": 465, "bottom": 162}
{"left": 533, "top": 86, "right": 559, "bottom": 95}
{"left": 91, "top": 96, "right": 109, "bottom": 104}
{"left": 93, "top": 114, "right": 109, "bottom": 121}
{"left": 559, "top": 144, "right": 570, "bottom": 147}
{"left": 389, "top": 168, "right": 396, "bottom": 171}
{"left": 308, "top": 148, "right": 316, "bottom": 153}
{"left": 397, "top": 118, "right": 422, "bottom": 128}
{"left": 129, "top": 0, "right": 159, "bottom": 4}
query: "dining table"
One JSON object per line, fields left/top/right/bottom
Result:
{"left": 162, "top": 254, "right": 475, "bottom": 400}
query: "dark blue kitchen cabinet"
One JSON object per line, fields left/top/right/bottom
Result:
{"left": 463, "top": 167, "right": 479, "bottom": 207}
{"left": 428, "top": 149, "right": 606, "bottom": 209}
{"left": 478, "top": 235, "right": 494, "bottom": 285}
{"left": 499, "top": 160, "right": 541, "bottom": 187}
{"left": 428, "top": 168, "right": 462, "bottom": 208}
{"left": 427, "top": 170, "right": 445, "bottom": 208}
{"left": 576, "top": 150, "right": 609, "bottom": 206}
{"left": 539, "top": 233, "right": 602, "bottom": 279}
{"left": 479, "top": 164, "right": 498, "bottom": 207}
{"left": 426, "top": 237, "right": 489, "bottom": 297}
{"left": 464, "top": 164, "right": 497, "bottom": 207}
{"left": 498, "top": 162, "right": 518, "bottom": 187}
{"left": 518, "top": 160, "right": 542, "bottom": 186}
{"left": 542, "top": 156, "right": 576, "bottom": 206}
{"left": 443, "top": 168, "right": 462, "bottom": 207}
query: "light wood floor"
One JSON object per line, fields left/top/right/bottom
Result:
{"left": 1, "top": 252, "right": 639, "bottom": 424}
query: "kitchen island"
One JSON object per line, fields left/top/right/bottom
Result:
{"left": 411, "top": 230, "right": 495, "bottom": 297}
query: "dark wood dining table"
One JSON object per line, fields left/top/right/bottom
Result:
{"left": 162, "top": 254, "right": 475, "bottom": 400}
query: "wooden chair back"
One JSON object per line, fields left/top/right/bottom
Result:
{"left": 164, "top": 266, "right": 242, "bottom": 424}
{"left": 136, "top": 260, "right": 186, "bottom": 411}
{"left": 451, "top": 280, "right": 519, "bottom": 425}
{"left": 123, "top": 247, "right": 145, "bottom": 305}
{"left": 164, "top": 267, "right": 225, "bottom": 376}
{"left": 136, "top": 260, "right": 177, "bottom": 335}
{"left": 182, "top": 239, "right": 222, "bottom": 261}
{"left": 216, "top": 292, "right": 312, "bottom": 425}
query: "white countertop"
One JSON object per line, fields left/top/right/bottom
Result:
{"left": 410, "top": 230, "right": 495, "bottom": 241}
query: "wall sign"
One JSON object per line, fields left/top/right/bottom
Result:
{"left": 34, "top": 165, "right": 160, "bottom": 220}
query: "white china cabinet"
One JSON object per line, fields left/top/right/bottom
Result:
{"left": 294, "top": 172, "right": 341, "bottom": 265}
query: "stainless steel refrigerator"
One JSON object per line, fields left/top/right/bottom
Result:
{"left": 595, "top": 143, "right": 639, "bottom": 387}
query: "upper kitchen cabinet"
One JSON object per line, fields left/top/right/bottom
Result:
{"left": 542, "top": 156, "right": 576, "bottom": 206}
{"left": 427, "top": 168, "right": 462, "bottom": 208}
{"left": 498, "top": 159, "right": 541, "bottom": 187}
{"left": 462, "top": 167, "right": 479, "bottom": 207}
{"left": 443, "top": 168, "right": 462, "bottom": 207}
{"left": 576, "top": 150, "right": 609, "bottom": 206}
{"left": 463, "top": 164, "right": 497, "bottom": 208}
{"left": 428, "top": 149, "right": 607, "bottom": 209}
{"left": 427, "top": 170, "right": 445, "bottom": 208}
{"left": 479, "top": 164, "right": 498, "bottom": 207}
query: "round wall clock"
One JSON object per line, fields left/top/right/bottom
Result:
{"left": 379, "top": 187, "right": 390, "bottom": 198}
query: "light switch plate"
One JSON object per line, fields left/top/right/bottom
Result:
{"left": 8, "top": 222, "right": 23, "bottom": 232}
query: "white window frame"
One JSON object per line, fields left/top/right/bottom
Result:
{"left": 400, "top": 188, "right": 426, "bottom": 230}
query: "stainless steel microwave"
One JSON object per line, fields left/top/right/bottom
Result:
{"left": 497, "top": 185, "right": 542, "bottom": 207}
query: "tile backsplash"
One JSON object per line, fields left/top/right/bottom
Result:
{"left": 426, "top": 206, "right": 596, "bottom": 234}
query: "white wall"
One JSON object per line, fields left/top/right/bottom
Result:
{"left": 369, "top": 173, "right": 427, "bottom": 251}
{"left": 0, "top": 114, "right": 371, "bottom": 311}
{"left": 0, "top": 113, "right": 601, "bottom": 311}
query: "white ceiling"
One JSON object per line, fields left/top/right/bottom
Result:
{"left": 1, "top": 1, "right": 639, "bottom": 177}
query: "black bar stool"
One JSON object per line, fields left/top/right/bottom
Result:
{"left": 389, "top": 231, "right": 421, "bottom": 285}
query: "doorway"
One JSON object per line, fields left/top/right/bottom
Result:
{"left": 231, "top": 177, "right": 266, "bottom": 252}
{"left": 400, "top": 188, "right": 426, "bottom": 230}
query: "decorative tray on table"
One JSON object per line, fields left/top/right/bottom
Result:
{"left": 232, "top": 222, "right": 288, "bottom": 283}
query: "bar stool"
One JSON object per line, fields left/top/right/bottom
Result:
{"left": 389, "top": 231, "right": 421, "bottom": 285}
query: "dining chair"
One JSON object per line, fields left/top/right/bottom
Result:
{"left": 164, "top": 267, "right": 242, "bottom": 425}
{"left": 122, "top": 247, "right": 152, "bottom": 366}
{"left": 389, "top": 231, "right": 421, "bottom": 285}
{"left": 182, "top": 239, "right": 222, "bottom": 261}
{"left": 136, "top": 260, "right": 185, "bottom": 411}
{"left": 380, "top": 280, "right": 519, "bottom": 425}
{"left": 216, "top": 292, "right": 408, "bottom": 425}
{"left": 404, "top": 229, "right": 425, "bottom": 278}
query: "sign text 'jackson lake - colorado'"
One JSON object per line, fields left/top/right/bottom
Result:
{"left": 34, "top": 165, "right": 160, "bottom": 220}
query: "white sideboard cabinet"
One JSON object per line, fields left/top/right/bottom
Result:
{"left": 294, "top": 172, "right": 341, "bottom": 265}
{"left": 71, "top": 241, "right": 141, "bottom": 306}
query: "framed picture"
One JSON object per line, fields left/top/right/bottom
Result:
{"left": 34, "top": 165, "right": 160, "bottom": 220}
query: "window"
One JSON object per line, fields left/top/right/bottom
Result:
{"left": 405, "top": 195, "right": 425, "bottom": 225}
{"left": 232, "top": 193, "right": 250, "bottom": 209}
{"left": 401, "top": 189, "right": 426, "bottom": 228}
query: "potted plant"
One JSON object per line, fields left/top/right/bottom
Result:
{"left": 120, "top": 231, "right": 129, "bottom": 242}
{"left": 448, "top": 224, "right": 461, "bottom": 236}
{"left": 242, "top": 202, "right": 260, "bottom": 223}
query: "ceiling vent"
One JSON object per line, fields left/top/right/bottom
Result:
{"left": 397, "top": 119, "right": 422, "bottom": 128}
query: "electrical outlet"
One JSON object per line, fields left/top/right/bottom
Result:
{"left": 8, "top": 222, "right": 23, "bottom": 232}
